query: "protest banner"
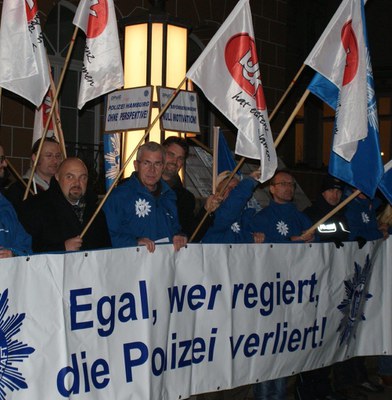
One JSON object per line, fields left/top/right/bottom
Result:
{"left": 0, "top": 239, "right": 390, "bottom": 399}
{"left": 158, "top": 87, "right": 200, "bottom": 134}
{"left": 104, "top": 87, "right": 153, "bottom": 133}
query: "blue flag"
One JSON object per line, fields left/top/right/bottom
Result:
{"left": 217, "top": 131, "right": 237, "bottom": 174}
{"left": 307, "top": 0, "right": 383, "bottom": 198}
{"left": 379, "top": 161, "right": 392, "bottom": 204}
{"left": 103, "top": 133, "right": 121, "bottom": 192}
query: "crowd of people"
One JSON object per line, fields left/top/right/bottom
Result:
{"left": 0, "top": 137, "right": 391, "bottom": 400}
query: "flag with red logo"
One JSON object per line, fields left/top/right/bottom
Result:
{"left": 0, "top": 0, "right": 50, "bottom": 106}
{"left": 73, "top": 0, "right": 124, "bottom": 109}
{"left": 305, "top": 0, "right": 383, "bottom": 198}
{"left": 186, "top": 0, "right": 277, "bottom": 183}
{"left": 305, "top": 0, "right": 368, "bottom": 162}
{"left": 32, "top": 89, "right": 58, "bottom": 144}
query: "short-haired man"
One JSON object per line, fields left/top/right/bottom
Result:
{"left": 250, "top": 170, "right": 314, "bottom": 243}
{"left": 20, "top": 157, "right": 111, "bottom": 253}
{"left": 6, "top": 137, "right": 62, "bottom": 212}
{"left": 250, "top": 170, "right": 314, "bottom": 400}
{"left": 162, "top": 136, "right": 196, "bottom": 237}
{"left": 104, "top": 141, "right": 187, "bottom": 253}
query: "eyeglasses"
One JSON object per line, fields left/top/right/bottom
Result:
{"left": 0, "top": 155, "right": 6, "bottom": 163}
{"left": 137, "top": 160, "right": 163, "bottom": 169}
{"left": 272, "top": 181, "right": 296, "bottom": 188}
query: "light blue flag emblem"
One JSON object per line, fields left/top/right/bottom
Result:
{"left": 103, "top": 133, "right": 121, "bottom": 192}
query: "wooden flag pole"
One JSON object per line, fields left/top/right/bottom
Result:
{"left": 23, "top": 26, "right": 79, "bottom": 200}
{"left": 6, "top": 159, "right": 35, "bottom": 195}
{"left": 189, "top": 158, "right": 245, "bottom": 243}
{"left": 80, "top": 76, "right": 188, "bottom": 239}
{"left": 212, "top": 127, "right": 219, "bottom": 194}
{"left": 48, "top": 62, "right": 67, "bottom": 159}
{"left": 188, "top": 88, "right": 311, "bottom": 242}
{"left": 268, "top": 64, "right": 306, "bottom": 121}
{"left": 303, "top": 190, "right": 361, "bottom": 237}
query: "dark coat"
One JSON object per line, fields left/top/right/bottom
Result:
{"left": 20, "top": 179, "right": 111, "bottom": 253}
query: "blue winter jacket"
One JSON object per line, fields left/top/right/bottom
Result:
{"left": 202, "top": 177, "right": 259, "bottom": 244}
{"left": 249, "top": 200, "right": 313, "bottom": 243}
{"left": 103, "top": 173, "right": 182, "bottom": 248}
{"left": 0, "top": 194, "right": 32, "bottom": 256}
{"left": 345, "top": 196, "right": 383, "bottom": 241}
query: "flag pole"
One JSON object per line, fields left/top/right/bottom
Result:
{"left": 80, "top": 76, "right": 187, "bottom": 239}
{"left": 48, "top": 60, "right": 67, "bottom": 158}
{"left": 23, "top": 26, "right": 79, "bottom": 200}
{"left": 188, "top": 90, "right": 309, "bottom": 243}
{"left": 212, "top": 127, "right": 219, "bottom": 194}
{"left": 268, "top": 64, "right": 306, "bottom": 121}
{"left": 6, "top": 159, "right": 35, "bottom": 195}
{"left": 189, "top": 158, "right": 245, "bottom": 243}
{"left": 303, "top": 189, "right": 361, "bottom": 237}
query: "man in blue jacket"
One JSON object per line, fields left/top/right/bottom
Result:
{"left": 0, "top": 193, "right": 32, "bottom": 258}
{"left": 103, "top": 142, "right": 187, "bottom": 253}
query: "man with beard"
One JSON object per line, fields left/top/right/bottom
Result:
{"left": 20, "top": 157, "right": 111, "bottom": 253}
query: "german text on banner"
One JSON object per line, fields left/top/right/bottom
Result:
{"left": 0, "top": 239, "right": 391, "bottom": 399}
{"left": 186, "top": 0, "right": 277, "bottom": 183}
{"left": 306, "top": 0, "right": 383, "bottom": 198}
{"left": 0, "top": 0, "right": 50, "bottom": 107}
{"left": 73, "top": 0, "right": 124, "bottom": 109}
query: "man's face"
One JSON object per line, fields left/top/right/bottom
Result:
{"left": 0, "top": 146, "right": 7, "bottom": 179}
{"left": 134, "top": 150, "right": 164, "bottom": 191}
{"left": 163, "top": 143, "right": 186, "bottom": 180}
{"left": 56, "top": 159, "right": 88, "bottom": 203}
{"left": 270, "top": 172, "right": 296, "bottom": 204}
{"left": 322, "top": 188, "right": 342, "bottom": 206}
{"left": 33, "top": 141, "right": 62, "bottom": 181}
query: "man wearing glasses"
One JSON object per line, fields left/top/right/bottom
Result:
{"left": 249, "top": 170, "right": 314, "bottom": 400}
{"left": 103, "top": 141, "right": 187, "bottom": 253}
{"left": 5, "top": 137, "right": 62, "bottom": 212}
{"left": 250, "top": 170, "right": 314, "bottom": 244}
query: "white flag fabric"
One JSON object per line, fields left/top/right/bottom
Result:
{"left": 0, "top": 0, "right": 50, "bottom": 107}
{"left": 186, "top": 0, "right": 277, "bottom": 183}
{"left": 32, "top": 89, "right": 57, "bottom": 144}
{"left": 73, "top": 0, "right": 124, "bottom": 109}
{"left": 305, "top": 0, "right": 367, "bottom": 161}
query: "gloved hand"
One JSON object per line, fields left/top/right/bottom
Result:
{"left": 333, "top": 239, "right": 344, "bottom": 249}
{"left": 356, "top": 236, "right": 367, "bottom": 249}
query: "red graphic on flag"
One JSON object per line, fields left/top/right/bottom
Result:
{"left": 87, "top": 0, "right": 108, "bottom": 38}
{"left": 341, "top": 21, "right": 359, "bottom": 86}
{"left": 25, "top": 0, "right": 38, "bottom": 22}
{"left": 225, "top": 33, "right": 266, "bottom": 110}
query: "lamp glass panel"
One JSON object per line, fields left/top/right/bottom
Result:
{"left": 124, "top": 24, "right": 148, "bottom": 87}
{"left": 151, "top": 23, "right": 163, "bottom": 102}
{"left": 166, "top": 25, "right": 187, "bottom": 88}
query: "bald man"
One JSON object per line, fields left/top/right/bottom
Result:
{"left": 20, "top": 157, "right": 111, "bottom": 253}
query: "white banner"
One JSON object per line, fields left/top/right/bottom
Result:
{"left": 0, "top": 239, "right": 391, "bottom": 399}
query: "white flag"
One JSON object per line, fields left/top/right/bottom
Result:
{"left": 73, "top": 0, "right": 124, "bottom": 109}
{"left": 0, "top": 0, "right": 50, "bottom": 106}
{"left": 305, "top": 0, "right": 368, "bottom": 161}
{"left": 186, "top": 0, "right": 277, "bottom": 183}
{"left": 32, "top": 89, "right": 57, "bottom": 144}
